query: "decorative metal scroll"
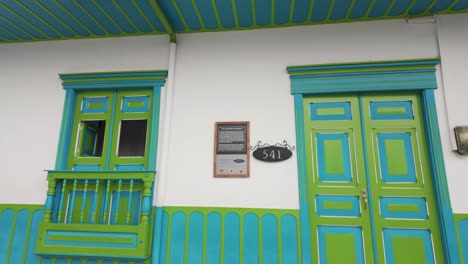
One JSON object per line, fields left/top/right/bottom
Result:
{"left": 250, "top": 140, "right": 295, "bottom": 162}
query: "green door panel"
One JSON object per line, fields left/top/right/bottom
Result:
{"left": 302, "top": 93, "right": 444, "bottom": 263}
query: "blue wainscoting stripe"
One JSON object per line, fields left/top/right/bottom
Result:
{"left": 458, "top": 219, "right": 468, "bottom": 263}
{"left": 158, "top": 210, "right": 169, "bottom": 264}
{"left": 262, "top": 214, "right": 279, "bottom": 264}
{"left": 280, "top": 215, "right": 299, "bottom": 264}
{"left": 25, "top": 210, "right": 43, "bottom": 264}
{"left": 9, "top": 209, "right": 30, "bottom": 263}
{"left": 243, "top": 213, "right": 259, "bottom": 264}
{"left": 224, "top": 213, "right": 241, "bottom": 264}
{"left": 0, "top": 209, "right": 15, "bottom": 261}
{"left": 206, "top": 212, "right": 222, "bottom": 264}
{"left": 187, "top": 212, "right": 204, "bottom": 264}
{"left": 170, "top": 212, "right": 187, "bottom": 263}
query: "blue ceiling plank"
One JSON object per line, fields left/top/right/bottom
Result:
{"left": 97, "top": 1, "right": 137, "bottom": 33}
{"left": 312, "top": 0, "right": 332, "bottom": 21}
{"left": 18, "top": 0, "right": 75, "bottom": 37}
{"left": 452, "top": 0, "right": 468, "bottom": 10}
{"left": 115, "top": 0, "right": 153, "bottom": 32}
{"left": 274, "top": 0, "right": 291, "bottom": 25}
{"left": 0, "top": 17, "right": 32, "bottom": 39}
{"left": 388, "top": 0, "right": 413, "bottom": 16}
{"left": 157, "top": 0, "right": 186, "bottom": 31}
{"left": 408, "top": 0, "right": 433, "bottom": 14}
{"left": 349, "top": 0, "right": 372, "bottom": 19}
{"left": 40, "top": 0, "right": 91, "bottom": 36}
{"left": 430, "top": 0, "right": 456, "bottom": 12}
{"left": 193, "top": 0, "right": 219, "bottom": 29}
{"left": 331, "top": 0, "right": 353, "bottom": 20}
{"left": 135, "top": 0, "right": 166, "bottom": 32}
{"left": 57, "top": 0, "right": 105, "bottom": 35}
{"left": 175, "top": 0, "right": 202, "bottom": 30}
{"left": 0, "top": 4, "right": 46, "bottom": 38}
{"left": 214, "top": 0, "right": 236, "bottom": 28}
{"left": 1, "top": 0, "right": 60, "bottom": 38}
{"left": 292, "top": 0, "right": 311, "bottom": 23}
{"left": 235, "top": 0, "right": 253, "bottom": 27}
{"left": 368, "top": 0, "right": 393, "bottom": 17}
{"left": 255, "top": 0, "right": 272, "bottom": 26}
{"left": 0, "top": 26, "right": 19, "bottom": 40}
{"left": 76, "top": 0, "right": 120, "bottom": 34}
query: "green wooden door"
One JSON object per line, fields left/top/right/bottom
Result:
{"left": 303, "top": 93, "right": 444, "bottom": 263}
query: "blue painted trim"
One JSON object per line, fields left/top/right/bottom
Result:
{"left": 122, "top": 96, "right": 150, "bottom": 113}
{"left": 383, "top": 229, "right": 435, "bottom": 263}
{"left": 316, "top": 133, "right": 352, "bottom": 182}
{"left": 72, "top": 164, "right": 101, "bottom": 171}
{"left": 318, "top": 226, "right": 365, "bottom": 263}
{"left": 60, "top": 71, "right": 168, "bottom": 79}
{"left": 287, "top": 59, "right": 440, "bottom": 73}
{"left": 380, "top": 197, "right": 428, "bottom": 219}
{"left": 459, "top": 219, "right": 468, "bottom": 263}
{"left": 310, "top": 102, "right": 351, "bottom": 120}
{"left": 316, "top": 195, "right": 360, "bottom": 217}
{"left": 62, "top": 80, "right": 167, "bottom": 90}
{"left": 81, "top": 97, "right": 109, "bottom": 113}
{"left": 55, "top": 90, "right": 77, "bottom": 170}
{"left": 377, "top": 133, "right": 417, "bottom": 183}
{"left": 105, "top": 90, "right": 117, "bottom": 170}
{"left": 370, "top": 101, "right": 414, "bottom": 120}
{"left": 148, "top": 86, "right": 162, "bottom": 171}
{"left": 421, "top": 90, "right": 460, "bottom": 263}
{"left": 152, "top": 207, "right": 164, "bottom": 264}
{"left": 359, "top": 96, "right": 379, "bottom": 264}
{"left": 293, "top": 94, "right": 312, "bottom": 264}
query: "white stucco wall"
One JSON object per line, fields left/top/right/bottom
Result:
{"left": 161, "top": 19, "right": 438, "bottom": 209}
{"left": 436, "top": 14, "right": 468, "bottom": 213}
{"left": 0, "top": 35, "right": 170, "bottom": 204}
{"left": 0, "top": 15, "right": 466, "bottom": 213}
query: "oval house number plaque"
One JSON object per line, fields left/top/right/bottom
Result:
{"left": 251, "top": 141, "right": 295, "bottom": 162}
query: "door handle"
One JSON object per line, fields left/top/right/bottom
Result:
{"left": 361, "top": 189, "right": 368, "bottom": 210}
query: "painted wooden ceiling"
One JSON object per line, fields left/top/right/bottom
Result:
{"left": 0, "top": 0, "right": 466, "bottom": 43}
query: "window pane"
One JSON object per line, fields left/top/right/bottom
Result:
{"left": 118, "top": 120, "right": 148, "bottom": 157}
{"left": 79, "top": 120, "right": 106, "bottom": 157}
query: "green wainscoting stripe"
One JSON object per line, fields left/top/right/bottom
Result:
{"left": 159, "top": 206, "right": 301, "bottom": 264}
{"left": 454, "top": 214, "right": 468, "bottom": 263}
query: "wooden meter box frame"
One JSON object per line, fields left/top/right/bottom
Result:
{"left": 214, "top": 121, "right": 250, "bottom": 178}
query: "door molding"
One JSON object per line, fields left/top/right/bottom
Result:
{"left": 288, "top": 58, "right": 460, "bottom": 263}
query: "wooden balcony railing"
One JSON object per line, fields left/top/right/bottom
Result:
{"left": 36, "top": 170, "right": 155, "bottom": 259}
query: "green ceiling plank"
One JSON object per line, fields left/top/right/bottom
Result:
{"left": 271, "top": 0, "right": 276, "bottom": 24}
{"left": 289, "top": 0, "right": 296, "bottom": 23}
{"left": 148, "top": 0, "right": 176, "bottom": 41}
{"left": 112, "top": 0, "right": 140, "bottom": 32}
{"left": 402, "top": 0, "right": 420, "bottom": 17}
{"left": 326, "top": 0, "right": 337, "bottom": 21}
{"left": 364, "top": 0, "right": 378, "bottom": 18}
{"left": 252, "top": 0, "right": 257, "bottom": 25}
{"left": 171, "top": 0, "right": 190, "bottom": 31}
{"left": 133, "top": 0, "right": 160, "bottom": 32}
{"left": 73, "top": 0, "right": 110, "bottom": 36}
{"left": 0, "top": 2, "right": 48, "bottom": 39}
{"left": 15, "top": 1, "right": 63, "bottom": 38}
{"left": 94, "top": 1, "right": 126, "bottom": 33}
{"left": 55, "top": 1, "right": 94, "bottom": 36}
{"left": 0, "top": 10, "right": 38, "bottom": 40}
{"left": 35, "top": 1, "right": 80, "bottom": 36}
{"left": 210, "top": 0, "right": 223, "bottom": 29}
{"left": 306, "top": 0, "right": 316, "bottom": 21}
{"left": 384, "top": 0, "right": 398, "bottom": 16}
{"left": 0, "top": 24, "right": 25, "bottom": 40}
{"left": 191, "top": 0, "right": 207, "bottom": 30}
{"left": 231, "top": 0, "right": 240, "bottom": 27}
{"left": 346, "top": 0, "right": 357, "bottom": 18}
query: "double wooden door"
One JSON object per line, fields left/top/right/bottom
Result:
{"left": 303, "top": 93, "right": 443, "bottom": 263}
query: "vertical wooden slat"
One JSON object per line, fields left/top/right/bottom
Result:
{"left": 102, "top": 179, "right": 111, "bottom": 224}
{"left": 67, "top": 179, "right": 78, "bottom": 223}
{"left": 91, "top": 180, "right": 100, "bottom": 224}
{"left": 80, "top": 179, "right": 89, "bottom": 224}
{"left": 114, "top": 179, "right": 123, "bottom": 224}
{"left": 57, "top": 179, "right": 67, "bottom": 223}
{"left": 126, "top": 179, "right": 134, "bottom": 225}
